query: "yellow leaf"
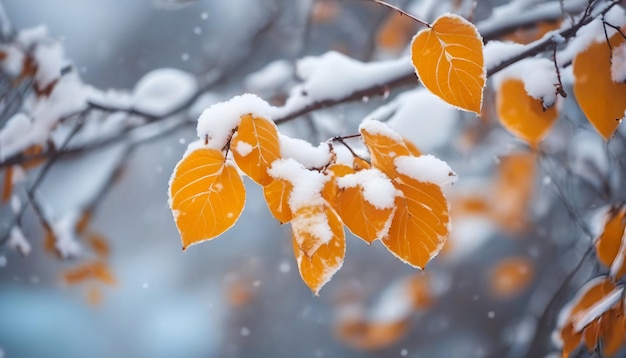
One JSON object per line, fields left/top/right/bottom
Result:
{"left": 491, "top": 152, "right": 536, "bottom": 232}
{"left": 292, "top": 204, "right": 339, "bottom": 257}
{"left": 573, "top": 30, "right": 626, "bottom": 140}
{"left": 321, "top": 164, "right": 355, "bottom": 206}
{"left": 595, "top": 206, "right": 626, "bottom": 278}
{"left": 334, "top": 170, "right": 396, "bottom": 244}
{"left": 263, "top": 178, "right": 293, "bottom": 224}
{"left": 293, "top": 205, "right": 345, "bottom": 295}
{"left": 231, "top": 114, "right": 281, "bottom": 186}
{"left": 496, "top": 78, "right": 559, "bottom": 146}
{"left": 2, "top": 166, "right": 13, "bottom": 203}
{"left": 62, "top": 261, "right": 116, "bottom": 286}
{"left": 383, "top": 174, "right": 449, "bottom": 269}
{"left": 377, "top": 12, "right": 416, "bottom": 52}
{"left": 359, "top": 123, "right": 414, "bottom": 177}
{"left": 411, "top": 14, "right": 485, "bottom": 114}
{"left": 169, "top": 148, "right": 246, "bottom": 250}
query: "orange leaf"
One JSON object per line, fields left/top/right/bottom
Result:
{"left": 321, "top": 164, "right": 355, "bottom": 207}
{"left": 63, "top": 261, "right": 116, "bottom": 286}
{"left": 594, "top": 206, "right": 626, "bottom": 278}
{"left": 87, "top": 233, "right": 110, "bottom": 258}
{"left": 488, "top": 257, "right": 534, "bottom": 299}
{"left": 573, "top": 30, "right": 626, "bottom": 139}
{"left": 334, "top": 319, "right": 410, "bottom": 351}
{"left": 359, "top": 121, "right": 414, "bottom": 177}
{"left": 2, "top": 166, "right": 13, "bottom": 203}
{"left": 293, "top": 205, "right": 345, "bottom": 295}
{"left": 557, "top": 277, "right": 624, "bottom": 357}
{"left": 292, "top": 204, "right": 340, "bottom": 257}
{"left": 169, "top": 148, "right": 246, "bottom": 250}
{"left": 231, "top": 114, "right": 281, "bottom": 186}
{"left": 491, "top": 152, "right": 536, "bottom": 232}
{"left": 377, "top": 12, "right": 416, "bottom": 52}
{"left": 496, "top": 78, "right": 559, "bottom": 146}
{"left": 502, "top": 20, "right": 562, "bottom": 45}
{"left": 383, "top": 174, "right": 449, "bottom": 269}
{"left": 411, "top": 14, "right": 485, "bottom": 113}
{"left": 334, "top": 169, "right": 397, "bottom": 244}
{"left": 263, "top": 178, "right": 293, "bottom": 224}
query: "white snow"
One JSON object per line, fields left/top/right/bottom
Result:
{"left": 558, "top": 6, "right": 626, "bottom": 66}
{"left": 611, "top": 43, "right": 626, "bottom": 83}
{"left": 196, "top": 93, "right": 273, "bottom": 150}
{"left": 492, "top": 58, "right": 559, "bottom": 107}
{"left": 446, "top": 217, "right": 496, "bottom": 261}
{"left": 51, "top": 212, "right": 82, "bottom": 258}
{"left": 16, "top": 25, "right": 48, "bottom": 47}
{"left": 0, "top": 44, "right": 24, "bottom": 76}
{"left": 268, "top": 158, "right": 328, "bottom": 211}
{"left": 573, "top": 286, "right": 623, "bottom": 332}
{"left": 132, "top": 68, "right": 198, "bottom": 117}
{"left": 0, "top": 113, "right": 32, "bottom": 160}
{"left": 234, "top": 140, "right": 253, "bottom": 157}
{"left": 244, "top": 59, "right": 293, "bottom": 94}
{"left": 8, "top": 226, "right": 31, "bottom": 256}
{"left": 336, "top": 168, "right": 399, "bottom": 210}
{"left": 273, "top": 51, "right": 412, "bottom": 119}
{"left": 10, "top": 195, "right": 21, "bottom": 214}
{"left": 610, "top": 230, "right": 626, "bottom": 278}
{"left": 33, "top": 42, "right": 65, "bottom": 90}
{"left": 383, "top": 89, "right": 458, "bottom": 152}
{"left": 483, "top": 41, "right": 526, "bottom": 70}
{"left": 279, "top": 135, "right": 331, "bottom": 169}
{"left": 359, "top": 118, "right": 404, "bottom": 142}
{"left": 394, "top": 155, "right": 457, "bottom": 186}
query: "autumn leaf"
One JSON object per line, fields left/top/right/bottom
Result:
{"left": 573, "top": 30, "right": 626, "bottom": 140}
{"left": 496, "top": 78, "right": 559, "bottom": 147}
{"left": 411, "top": 14, "right": 485, "bottom": 114}
{"left": 491, "top": 152, "right": 536, "bottom": 232}
{"left": 293, "top": 205, "right": 345, "bottom": 295}
{"left": 263, "top": 178, "right": 293, "bottom": 224}
{"left": 377, "top": 12, "right": 416, "bottom": 52}
{"left": 359, "top": 120, "right": 415, "bottom": 177}
{"left": 383, "top": 173, "right": 449, "bottom": 269}
{"left": 488, "top": 256, "right": 534, "bottom": 299}
{"left": 231, "top": 114, "right": 281, "bottom": 186}
{"left": 2, "top": 166, "right": 13, "bottom": 203}
{"left": 63, "top": 261, "right": 116, "bottom": 286}
{"left": 334, "top": 169, "right": 397, "bottom": 244}
{"left": 169, "top": 148, "right": 246, "bottom": 250}
{"left": 557, "top": 277, "right": 625, "bottom": 357}
{"left": 594, "top": 206, "right": 626, "bottom": 279}
{"left": 292, "top": 204, "right": 341, "bottom": 257}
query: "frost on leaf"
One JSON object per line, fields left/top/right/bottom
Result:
{"left": 293, "top": 205, "right": 345, "bottom": 295}
{"left": 556, "top": 277, "right": 626, "bottom": 357}
{"left": 573, "top": 29, "right": 626, "bottom": 140}
{"left": 359, "top": 119, "right": 419, "bottom": 177}
{"left": 168, "top": 148, "right": 246, "bottom": 250}
{"left": 496, "top": 77, "right": 559, "bottom": 147}
{"left": 594, "top": 206, "right": 626, "bottom": 279}
{"left": 231, "top": 114, "right": 281, "bottom": 186}
{"left": 411, "top": 14, "right": 485, "bottom": 114}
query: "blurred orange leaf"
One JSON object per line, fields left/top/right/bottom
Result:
{"left": 573, "top": 30, "right": 626, "bottom": 140}
{"left": 557, "top": 277, "right": 625, "bottom": 357}
{"left": 231, "top": 114, "right": 281, "bottom": 186}
{"left": 492, "top": 152, "right": 536, "bottom": 232}
{"left": 488, "top": 256, "right": 534, "bottom": 299}
{"left": 377, "top": 12, "right": 416, "bottom": 51}
{"left": 503, "top": 20, "right": 562, "bottom": 44}
{"left": 594, "top": 206, "right": 626, "bottom": 279}
{"left": 169, "top": 148, "right": 246, "bottom": 250}
{"left": 87, "top": 233, "right": 110, "bottom": 258}
{"left": 2, "top": 166, "right": 13, "bottom": 203}
{"left": 63, "top": 261, "right": 116, "bottom": 286}
{"left": 411, "top": 14, "right": 485, "bottom": 113}
{"left": 293, "top": 205, "right": 345, "bottom": 295}
{"left": 496, "top": 78, "right": 559, "bottom": 147}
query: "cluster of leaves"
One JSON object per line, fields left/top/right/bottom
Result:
{"left": 556, "top": 206, "right": 626, "bottom": 356}
{"left": 169, "top": 113, "right": 454, "bottom": 294}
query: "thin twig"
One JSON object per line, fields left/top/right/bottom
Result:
{"left": 368, "top": 0, "right": 430, "bottom": 28}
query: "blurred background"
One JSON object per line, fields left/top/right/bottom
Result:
{"left": 0, "top": 0, "right": 624, "bottom": 357}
